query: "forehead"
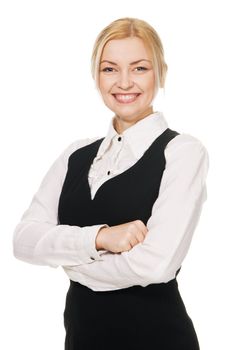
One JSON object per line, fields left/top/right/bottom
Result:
{"left": 101, "top": 37, "right": 151, "bottom": 62}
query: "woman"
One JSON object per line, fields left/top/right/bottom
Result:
{"left": 13, "top": 17, "right": 209, "bottom": 349}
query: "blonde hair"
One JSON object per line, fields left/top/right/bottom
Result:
{"left": 91, "top": 17, "right": 168, "bottom": 89}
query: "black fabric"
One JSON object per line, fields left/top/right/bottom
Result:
{"left": 58, "top": 128, "right": 200, "bottom": 350}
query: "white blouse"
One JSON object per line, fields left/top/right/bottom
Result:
{"left": 13, "top": 111, "right": 209, "bottom": 291}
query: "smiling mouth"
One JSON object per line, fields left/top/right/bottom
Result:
{"left": 112, "top": 93, "right": 141, "bottom": 103}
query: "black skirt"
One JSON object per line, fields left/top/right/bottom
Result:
{"left": 63, "top": 278, "right": 200, "bottom": 350}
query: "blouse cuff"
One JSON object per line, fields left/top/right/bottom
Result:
{"left": 83, "top": 224, "right": 109, "bottom": 262}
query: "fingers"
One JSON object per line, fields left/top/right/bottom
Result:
{"left": 134, "top": 219, "right": 148, "bottom": 237}
{"left": 129, "top": 231, "right": 146, "bottom": 248}
{"left": 128, "top": 220, "right": 148, "bottom": 248}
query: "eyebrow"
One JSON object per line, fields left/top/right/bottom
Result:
{"left": 100, "top": 59, "right": 151, "bottom": 65}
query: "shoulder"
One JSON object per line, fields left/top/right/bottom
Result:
{"left": 164, "top": 131, "right": 209, "bottom": 173}
{"left": 65, "top": 136, "right": 102, "bottom": 155}
{"left": 59, "top": 136, "right": 102, "bottom": 166}
{"left": 166, "top": 131, "right": 209, "bottom": 159}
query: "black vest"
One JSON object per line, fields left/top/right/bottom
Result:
{"left": 59, "top": 128, "right": 202, "bottom": 350}
{"left": 58, "top": 128, "right": 179, "bottom": 229}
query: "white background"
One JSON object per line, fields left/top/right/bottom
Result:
{"left": 0, "top": 0, "right": 232, "bottom": 349}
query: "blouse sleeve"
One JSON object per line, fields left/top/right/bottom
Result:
{"left": 13, "top": 138, "right": 109, "bottom": 268}
{"left": 64, "top": 134, "right": 209, "bottom": 291}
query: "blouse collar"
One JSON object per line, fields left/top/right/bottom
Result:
{"left": 96, "top": 111, "right": 169, "bottom": 160}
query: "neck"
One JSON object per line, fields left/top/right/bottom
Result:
{"left": 113, "top": 107, "right": 154, "bottom": 134}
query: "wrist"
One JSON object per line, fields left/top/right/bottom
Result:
{"left": 95, "top": 226, "right": 108, "bottom": 250}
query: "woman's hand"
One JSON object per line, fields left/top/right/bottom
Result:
{"left": 95, "top": 220, "right": 148, "bottom": 253}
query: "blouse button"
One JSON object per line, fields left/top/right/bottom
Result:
{"left": 118, "top": 137, "right": 122, "bottom": 141}
{"left": 90, "top": 257, "right": 95, "bottom": 260}
{"left": 107, "top": 170, "right": 110, "bottom": 175}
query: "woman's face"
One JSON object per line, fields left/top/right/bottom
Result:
{"left": 98, "top": 36, "right": 158, "bottom": 132}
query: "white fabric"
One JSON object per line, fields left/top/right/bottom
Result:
{"left": 13, "top": 111, "right": 209, "bottom": 291}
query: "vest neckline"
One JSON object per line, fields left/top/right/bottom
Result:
{"left": 86, "top": 127, "right": 169, "bottom": 201}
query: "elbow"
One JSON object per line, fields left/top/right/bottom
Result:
{"left": 13, "top": 244, "right": 58, "bottom": 269}
{"left": 12, "top": 223, "right": 58, "bottom": 268}
{"left": 12, "top": 223, "right": 24, "bottom": 260}
{"left": 12, "top": 229, "right": 36, "bottom": 266}
{"left": 123, "top": 246, "right": 177, "bottom": 286}
{"left": 138, "top": 261, "right": 177, "bottom": 286}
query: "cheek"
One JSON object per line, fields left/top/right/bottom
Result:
{"left": 99, "top": 80, "right": 113, "bottom": 102}
{"left": 145, "top": 75, "right": 156, "bottom": 94}
{"left": 135, "top": 72, "right": 156, "bottom": 89}
{"left": 99, "top": 78, "right": 112, "bottom": 94}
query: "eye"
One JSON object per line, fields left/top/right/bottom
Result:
{"left": 134, "top": 66, "right": 148, "bottom": 72}
{"left": 101, "top": 67, "right": 115, "bottom": 72}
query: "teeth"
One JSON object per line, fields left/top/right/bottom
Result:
{"left": 114, "top": 94, "right": 139, "bottom": 102}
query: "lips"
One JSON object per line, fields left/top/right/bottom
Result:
{"left": 112, "top": 93, "right": 141, "bottom": 103}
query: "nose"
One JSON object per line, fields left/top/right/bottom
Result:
{"left": 117, "top": 70, "right": 134, "bottom": 90}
